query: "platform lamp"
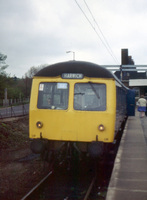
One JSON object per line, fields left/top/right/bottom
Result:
{"left": 66, "top": 51, "right": 75, "bottom": 61}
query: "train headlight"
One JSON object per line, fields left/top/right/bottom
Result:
{"left": 36, "top": 121, "right": 43, "bottom": 128}
{"left": 98, "top": 124, "right": 105, "bottom": 131}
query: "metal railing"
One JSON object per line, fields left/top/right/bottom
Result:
{"left": 0, "top": 103, "right": 29, "bottom": 119}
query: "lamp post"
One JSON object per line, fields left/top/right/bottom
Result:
{"left": 66, "top": 51, "right": 75, "bottom": 60}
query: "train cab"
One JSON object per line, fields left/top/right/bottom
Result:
{"left": 29, "top": 61, "right": 128, "bottom": 158}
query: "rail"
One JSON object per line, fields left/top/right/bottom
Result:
{"left": 21, "top": 170, "right": 96, "bottom": 200}
{"left": 21, "top": 171, "right": 53, "bottom": 200}
{"left": 0, "top": 103, "right": 29, "bottom": 119}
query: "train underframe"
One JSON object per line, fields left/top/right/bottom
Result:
{"left": 30, "top": 138, "right": 115, "bottom": 163}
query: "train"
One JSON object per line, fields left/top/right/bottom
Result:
{"left": 29, "top": 60, "right": 135, "bottom": 160}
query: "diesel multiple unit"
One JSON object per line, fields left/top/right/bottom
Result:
{"left": 29, "top": 61, "right": 130, "bottom": 159}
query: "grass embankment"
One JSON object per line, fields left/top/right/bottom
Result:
{"left": 0, "top": 116, "right": 29, "bottom": 149}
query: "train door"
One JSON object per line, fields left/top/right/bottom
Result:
{"left": 127, "top": 89, "right": 135, "bottom": 116}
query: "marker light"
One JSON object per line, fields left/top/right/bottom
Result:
{"left": 36, "top": 121, "right": 43, "bottom": 128}
{"left": 98, "top": 124, "right": 105, "bottom": 131}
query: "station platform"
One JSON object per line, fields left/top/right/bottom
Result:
{"left": 106, "top": 112, "right": 147, "bottom": 200}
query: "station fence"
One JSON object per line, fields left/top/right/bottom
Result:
{"left": 0, "top": 98, "right": 29, "bottom": 107}
{"left": 0, "top": 103, "right": 29, "bottom": 119}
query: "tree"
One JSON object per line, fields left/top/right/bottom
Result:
{"left": 0, "top": 53, "right": 22, "bottom": 101}
{"left": 23, "top": 64, "right": 48, "bottom": 98}
{"left": 0, "top": 52, "right": 8, "bottom": 75}
{"left": 0, "top": 52, "right": 9, "bottom": 99}
{"left": 25, "top": 64, "right": 47, "bottom": 78}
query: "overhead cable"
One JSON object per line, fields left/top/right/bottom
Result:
{"left": 74, "top": 0, "right": 119, "bottom": 64}
{"left": 83, "top": 0, "right": 119, "bottom": 64}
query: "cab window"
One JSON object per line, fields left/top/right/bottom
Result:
{"left": 74, "top": 83, "right": 106, "bottom": 111}
{"left": 37, "top": 82, "right": 69, "bottom": 110}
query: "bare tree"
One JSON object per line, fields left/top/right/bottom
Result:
{"left": 23, "top": 64, "right": 48, "bottom": 97}
{"left": 25, "top": 64, "right": 48, "bottom": 78}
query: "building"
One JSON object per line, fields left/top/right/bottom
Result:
{"left": 114, "top": 49, "right": 147, "bottom": 99}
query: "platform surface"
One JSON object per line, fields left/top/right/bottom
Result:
{"left": 106, "top": 111, "right": 147, "bottom": 200}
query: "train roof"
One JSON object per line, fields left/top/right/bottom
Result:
{"left": 34, "top": 61, "right": 127, "bottom": 89}
{"left": 35, "top": 61, "right": 114, "bottom": 78}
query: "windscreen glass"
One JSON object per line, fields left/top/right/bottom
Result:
{"left": 74, "top": 83, "right": 106, "bottom": 111}
{"left": 37, "top": 82, "right": 69, "bottom": 110}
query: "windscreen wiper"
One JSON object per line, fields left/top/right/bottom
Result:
{"left": 88, "top": 81, "right": 100, "bottom": 99}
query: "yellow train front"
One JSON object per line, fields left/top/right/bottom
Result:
{"left": 29, "top": 61, "right": 127, "bottom": 159}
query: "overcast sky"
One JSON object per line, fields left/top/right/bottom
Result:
{"left": 1, "top": 0, "right": 147, "bottom": 77}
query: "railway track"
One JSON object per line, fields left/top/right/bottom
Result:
{"left": 21, "top": 167, "right": 97, "bottom": 200}
{"left": 21, "top": 123, "right": 125, "bottom": 200}
{"left": 20, "top": 156, "right": 112, "bottom": 200}
{"left": 21, "top": 171, "right": 53, "bottom": 200}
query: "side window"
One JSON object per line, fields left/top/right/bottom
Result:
{"left": 37, "top": 82, "right": 69, "bottom": 110}
{"left": 74, "top": 83, "right": 106, "bottom": 111}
